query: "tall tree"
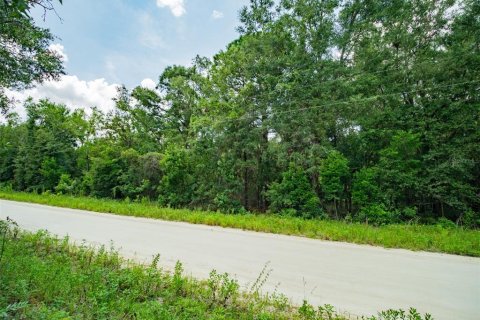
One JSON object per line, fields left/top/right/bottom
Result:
{"left": 0, "top": 0, "right": 64, "bottom": 114}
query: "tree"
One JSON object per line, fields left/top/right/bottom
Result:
{"left": 0, "top": 113, "right": 24, "bottom": 184}
{"left": 89, "top": 146, "right": 125, "bottom": 199}
{"left": 13, "top": 100, "right": 79, "bottom": 192}
{"left": 158, "top": 64, "right": 203, "bottom": 147}
{"left": 118, "top": 150, "right": 163, "bottom": 200}
{"left": 377, "top": 131, "right": 421, "bottom": 210}
{"left": 0, "top": 0, "right": 64, "bottom": 114}
{"left": 319, "top": 151, "right": 350, "bottom": 219}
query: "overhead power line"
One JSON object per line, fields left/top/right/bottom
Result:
{"left": 200, "top": 79, "right": 480, "bottom": 127}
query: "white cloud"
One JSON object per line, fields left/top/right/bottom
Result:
{"left": 212, "top": 10, "right": 224, "bottom": 19}
{"left": 48, "top": 43, "right": 68, "bottom": 62}
{"left": 156, "top": 0, "right": 185, "bottom": 17}
{"left": 140, "top": 78, "right": 157, "bottom": 90}
{"left": 6, "top": 75, "right": 119, "bottom": 116}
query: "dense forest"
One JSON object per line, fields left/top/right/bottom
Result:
{"left": 1, "top": 0, "right": 479, "bottom": 227}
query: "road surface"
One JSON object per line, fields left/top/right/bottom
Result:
{"left": 1, "top": 200, "right": 479, "bottom": 319}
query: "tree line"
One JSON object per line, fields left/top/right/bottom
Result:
{"left": 1, "top": 0, "right": 479, "bottom": 227}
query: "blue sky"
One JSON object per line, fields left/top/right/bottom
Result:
{"left": 33, "top": 0, "right": 249, "bottom": 87}
{"left": 7, "top": 0, "right": 250, "bottom": 113}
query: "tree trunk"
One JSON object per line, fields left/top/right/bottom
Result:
{"left": 334, "top": 198, "right": 339, "bottom": 220}
{"left": 243, "top": 151, "right": 249, "bottom": 210}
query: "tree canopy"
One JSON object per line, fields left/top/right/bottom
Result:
{"left": 0, "top": 0, "right": 64, "bottom": 114}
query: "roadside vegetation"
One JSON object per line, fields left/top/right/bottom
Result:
{"left": 0, "top": 219, "right": 434, "bottom": 320}
{"left": 2, "top": 190, "right": 479, "bottom": 257}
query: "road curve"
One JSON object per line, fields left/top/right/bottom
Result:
{"left": 1, "top": 200, "right": 478, "bottom": 319}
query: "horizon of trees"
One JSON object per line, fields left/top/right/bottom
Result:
{"left": 1, "top": 0, "right": 479, "bottom": 227}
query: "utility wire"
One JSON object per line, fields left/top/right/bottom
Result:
{"left": 197, "top": 79, "right": 480, "bottom": 127}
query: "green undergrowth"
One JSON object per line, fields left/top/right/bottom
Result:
{"left": 0, "top": 220, "right": 433, "bottom": 320}
{"left": 1, "top": 190, "right": 479, "bottom": 257}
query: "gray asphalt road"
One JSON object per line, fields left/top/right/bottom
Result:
{"left": 1, "top": 200, "right": 479, "bottom": 319}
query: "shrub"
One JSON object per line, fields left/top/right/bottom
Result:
{"left": 158, "top": 147, "right": 195, "bottom": 208}
{"left": 461, "top": 210, "right": 480, "bottom": 229}
{"left": 352, "top": 167, "right": 382, "bottom": 208}
{"left": 267, "top": 164, "right": 323, "bottom": 219}
{"left": 372, "top": 308, "right": 433, "bottom": 320}
{"left": 400, "top": 207, "right": 418, "bottom": 222}
{"left": 55, "top": 174, "right": 79, "bottom": 195}
{"left": 436, "top": 217, "right": 457, "bottom": 229}
{"left": 319, "top": 150, "right": 350, "bottom": 218}
{"left": 213, "top": 191, "right": 244, "bottom": 214}
{"left": 356, "top": 204, "right": 399, "bottom": 226}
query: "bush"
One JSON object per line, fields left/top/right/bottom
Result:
{"left": 213, "top": 191, "right": 244, "bottom": 214}
{"left": 356, "top": 204, "right": 399, "bottom": 226}
{"left": 90, "top": 157, "right": 124, "bottom": 198}
{"left": 400, "top": 207, "right": 418, "bottom": 222}
{"left": 352, "top": 167, "right": 382, "bottom": 208}
{"left": 158, "top": 147, "right": 195, "bottom": 208}
{"left": 267, "top": 164, "right": 323, "bottom": 219}
{"left": 461, "top": 210, "right": 480, "bottom": 229}
{"left": 372, "top": 308, "right": 433, "bottom": 320}
{"left": 319, "top": 150, "right": 350, "bottom": 218}
{"left": 55, "top": 174, "right": 79, "bottom": 195}
{"left": 436, "top": 217, "right": 457, "bottom": 229}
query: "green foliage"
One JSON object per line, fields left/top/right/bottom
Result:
{"left": 39, "top": 157, "right": 63, "bottom": 190}
{"left": 378, "top": 132, "right": 421, "bottom": 210}
{"left": 352, "top": 167, "right": 382, "bottom": 208}
{"left": 267, "top": 164, "right": 323, "bottom": 218}
{"left": 319, "top": 151, "right": 350, "bottom": 218}
{"left": 461, "top": 210, "right": 480, "bottom": 229}
{"left": 54, "top": 173, "right": 78, "bottom": 195}
{"left": 0, "top": 115, "right": 24, "bottom": 183}
{"left": 207, "top": 270, "right": 240, "bottom": 307}
{"left": 119, "top": 150, "right": 163, "bottom": 200}
{"left": 401, "top": 207, "right": 418, "bottom": 220}
{"left": 11, "top": 100, "right": 80, "bottom": 193}
{"left": 158, "top": 147, "right": 195, "bottom": 208}
{"left": 90, "top": 148, "right": 124, "bottom": 198}
{"left": 370, "top": 308, "right": 433, "bottom": 320}
{"left": 320, "top": 151, "right": 350, "bottom": 201}
{"left": 213, "top": 190, "right": 245, "bottom": 214}
{"left": 298, "top": 301, "right": 344, "bottom": 320}
{"left": 356, "top": 204, "right": 399, "bottom": 226}
{"left": 0, "top": 0, "right": 64, "bottom": 114}
{"left": 435, "top": 218, "right": 457, "bottom": 230}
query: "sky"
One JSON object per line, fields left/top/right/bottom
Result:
{"left": 8, "top": 0, "right": 249, "bottom": 114}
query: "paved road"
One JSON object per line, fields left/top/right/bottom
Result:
{"left": 1, "top": 200, "right": 479, "bottom": 319}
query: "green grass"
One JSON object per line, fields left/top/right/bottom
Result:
{"left": 1, "top": 190, "right": 479, "bottom": 257}
{"left": 0, "top": 221, "right": 433, "bottom": 319}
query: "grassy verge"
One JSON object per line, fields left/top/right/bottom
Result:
{"left": 1, "top": 190, "right": 479, "bottom": 257}
{"left": 0, "top": 220, "right": 433, "bottom": 319}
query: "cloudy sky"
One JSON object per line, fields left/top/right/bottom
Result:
{"left": 9, "top": 0, "right": 249, "bottom": 114}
